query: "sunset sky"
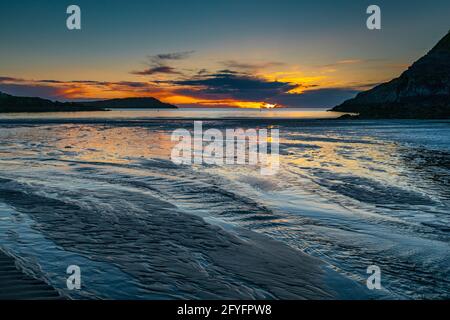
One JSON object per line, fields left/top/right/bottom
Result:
{"left": 1, "top": 0, "right": 449, "bottom": 108}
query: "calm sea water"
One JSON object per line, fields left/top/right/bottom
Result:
{"left": 0, "top": 108, "right": 345, "bottom": 120}
{"left": 0, "top": 109, "right": 449, "bottom": 299}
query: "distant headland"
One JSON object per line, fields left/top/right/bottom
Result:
{"left": 331, "top": 30, "right": 450, "bottom": 119}
{"left": 80, "top": 97, "right": 177, "bottom": 109}
{"left": 0, "top": 93, "right": 178, "bottom": 113}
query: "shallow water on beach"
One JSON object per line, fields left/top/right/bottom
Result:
{"left": 0, "top": 114, "right": 449, "bottom": 299}
{"left": 0, "top": 108, "right": 346, "bottom": 120}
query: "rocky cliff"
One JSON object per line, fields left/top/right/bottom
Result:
{"left": 331, "top": 30, "right": 450, "bottom": 119}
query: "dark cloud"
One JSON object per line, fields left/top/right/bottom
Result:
{"left": 70, "top": 80, "right": 108, "bottom": 85}
{"left": 114, "top": 81, "right": 150, "bottom": 88}
{"left": 197, "top": 69, "right": 209, "bottom": 75}
{"left": 132, "top": 51, "right": 194, "bottom": 77}
{"left": 221, "top": 60, "right": 285, "bottom": 71}
{"left": 215, "top": 69, "right": 240, "bottom": 75}
{"left": 171, "top": 71, "right": 297, "bottom": 101}
{"left": 151, "top": 51, "right": 195, "bottom": 61}
{"left": 39, "top": 79, "right": 66, "bottom": 84}
{"left": 131, "top": 66, "right": 182, "bottom": 76}
{"left": 0, "top": 76, "right": 25, "bottom": 83}
{"left": 165, "top": 70, "right": 359, "bottom": 108}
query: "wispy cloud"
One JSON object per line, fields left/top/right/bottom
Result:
{"left": 151, "top": 51, "right": 195, "bottom": 62}
{"left": 0, "top": 76, "right": 162, "bottom": 101}
{"left": 131, "top": 66, "right": 182, "bottom": 76}
{"left": 318, "top": 58, "right": 387, "bottom": 69}
{"left": 131, "top": 51, "right": 195, "bottom": 76}
{"left": 0, "top": 76, "right": 24, "bottom": 82}
{"left": 221, "top": 60, "right": 285, "bottom": 72}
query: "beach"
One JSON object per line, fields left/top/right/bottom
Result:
{"left": 0, "top": 249, "right": 61, "bottom": 299}
{"left": 0, "top": 110, "right": 449, "bottom": 299}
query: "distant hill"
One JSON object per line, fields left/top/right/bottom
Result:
{"left": 0, "top": 93, "right": 177, "bottom": 113}
{"left": 331, "top": 30, "right": 450, "bottom": 119}
{"left": 79, "top": 97, "right": 178, "bottom": 109}
{"left": 0, "top": 92, "right": 105, "bottom": 113}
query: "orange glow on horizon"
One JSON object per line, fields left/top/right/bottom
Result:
{"left": 1, "top": 60, "right": 387, "bottom": 108}
{"left": 260, "top": 71, "right": 328, "bottom": 94}
{"left": 58, "top": 84, "right": 272, "bottom": 109}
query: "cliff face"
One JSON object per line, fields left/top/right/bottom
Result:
{"left": 331, "top": 31, "right": 450, "bottom": 119}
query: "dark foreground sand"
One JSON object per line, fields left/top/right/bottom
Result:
{"left": 0, "top": 250, "right": 62, "bottom": 300}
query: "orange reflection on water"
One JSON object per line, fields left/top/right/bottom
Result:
{"left": 0, "top": 109, "right": 347, "bottom": 120}
{"left": 283, "top": 134, "right": 400, "bottom": 181}
{"left": 53, "top": 125, "right": 175, "bottom": 165}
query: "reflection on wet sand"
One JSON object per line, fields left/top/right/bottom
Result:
{"left": 0, "top": 118, "right": 449, "bottom": 299}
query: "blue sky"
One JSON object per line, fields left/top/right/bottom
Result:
{"left": 0, "top": 0, "right": 449, "bottom": 107}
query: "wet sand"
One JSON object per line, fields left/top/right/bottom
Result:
{"left": 0, "top": 118, "right": 449, "bottom": 299}
{"left": 0, "top": 250, "right": 62, "bottom": 300}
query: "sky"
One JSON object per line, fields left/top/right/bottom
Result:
{"left": 0, "top": 0, "right": 449, "bottom": 108}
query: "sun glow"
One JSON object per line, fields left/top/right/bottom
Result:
{"left": 261, "top": 103, "right": 278, "bottom": 109}
{"left": 261, "top": 71, "right": 327, "bottom": 94}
